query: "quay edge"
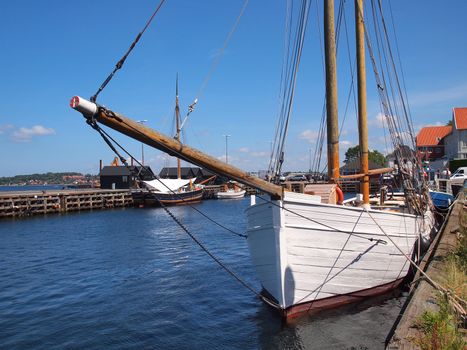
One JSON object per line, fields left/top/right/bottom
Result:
{"left": 386, "top": 196, "right": 466, "bottom": 349}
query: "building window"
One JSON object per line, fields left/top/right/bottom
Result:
{"left": 123, "top": 176, "right": 128, "bottom": 182}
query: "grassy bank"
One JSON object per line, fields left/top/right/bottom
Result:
{"left": 411, "top": 208, "right": 467, "bottom": 349}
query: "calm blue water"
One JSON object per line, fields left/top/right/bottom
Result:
{"left": 0, "top": 198, "right": 405, "bottom": 349}
{"left": 0, "top": 185, "right": 69, "bottom": 192}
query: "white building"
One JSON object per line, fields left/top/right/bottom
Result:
{"left": 445, "top": 107, "right": 467, "bottom": 159}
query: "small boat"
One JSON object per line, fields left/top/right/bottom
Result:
{"left": 429, "top": 190, "right": 454, "bottom": 209}
{"left": 132, "top": 178, "right": 203, "bottom": 206}
{"left": 216, "top": 189, "right": 246, "bottom": 199}
{"left": 216, "top": 182, "right": 246, "bottom": 199}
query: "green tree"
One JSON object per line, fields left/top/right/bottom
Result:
{"left": 344, "top": 145, "right": 387, "bottom": 166}
{"left": 344, "top": 145, "right": 360, "bottom": 163}
{"left": 369, "top": 150, "right": 386, "bottom": 166}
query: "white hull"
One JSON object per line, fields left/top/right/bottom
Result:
{"left": 216, "top": 189, "right": 246, "bottom": 199}
{"left": 246, "top": 192, "right": 436, "bottom": 316}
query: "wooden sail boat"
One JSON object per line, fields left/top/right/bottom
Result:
{"left": 70, "top": 0, "right": 438, "bottom": 319}
{"left": 131, "top": 77, "right": 204, "bottom": 206}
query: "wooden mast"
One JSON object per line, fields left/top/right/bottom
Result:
{"left": 70, "top": 96, "right": 283, "bottom": 198}
{"left": 175, "top": 75, "right": 182, "bottom": 179}
{"left": 324, "top": 0, "right": 340, "bottom": 181}
{"left": 355, "top": 0, "right": 369, "bottom": 205}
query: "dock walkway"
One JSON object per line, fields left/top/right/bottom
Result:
{"left": 387, "top": 198, "right": 463, "bottom": 348}
{"left": 0, "top": 189, "right": 133, "bottom": 218}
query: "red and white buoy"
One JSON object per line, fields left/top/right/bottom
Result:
{"left": 70, "top": 96, "right": 98, "bottom": 118}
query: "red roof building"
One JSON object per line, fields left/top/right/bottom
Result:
{"left": 453, "top": 107, "right": 467, "bottom": 130}
{"left": 416, "top": 125, "right": 451, "bottom": 160}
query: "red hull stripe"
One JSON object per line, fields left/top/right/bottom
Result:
{"left": 282, "top": 277, "right": 405, "bottom": 319}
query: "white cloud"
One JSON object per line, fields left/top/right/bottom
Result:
{"left": 298, "top": 129, "right": 320, "bottom": 143}
{"left": 12, "top": 125, "right": 55, "bottom": 142}
{"left": 0, "top": 124, "right": 14, "bottom": 134}
{"left": 250, "top": 151, "right": 268, "bottom": 157}
{"left": 409, "top": 83, "right": 467, "bottom": 107}
{"left": 368, "top": 113, "right": 386, "bottom": 129}
{"left": 340, "top": 140, "right": 354, "bottom": 147}
{"left": 239, "top": 147, "right": 249, "bottom": 153}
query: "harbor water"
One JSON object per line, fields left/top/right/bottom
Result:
{"left": 0, "top": 197, "right": 406, "bottom": 349}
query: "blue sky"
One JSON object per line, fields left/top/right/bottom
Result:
{"left": 0, "top": 0, "right": 466, "bottom": 177}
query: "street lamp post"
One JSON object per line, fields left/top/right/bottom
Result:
{"left": 309, "top": 147, "right": 312, "bottom": 173}
{"left": 223, "top": 134, "right": 231, "bottom": 164}
{"left": 137, "top": 120, "right": 148, "bottom": 165}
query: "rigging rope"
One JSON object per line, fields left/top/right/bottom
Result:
{"left": 81, "top": 113, "right": 279, "bottom": 306}
{"left": 255, "top": 194, "right": 387, "bottom": 245}
{"left": 87, "top": 109, "right": 246, "bottom": 239}
{"left": 364, "top": 206, "right": 466, "bottom": 316}
{"left": 178, "top": 0, "right": 249, "bottom": 131}
{"left": 90, "top": 0, "right": 166, "bottom": 103}
{"left": 355, "top": 0, "right": 428, "bottom": 215}
{"left": 300, "top": 209, "right": 365, "bottom": 305}
{"left": 311, "top": 0, "right": 357, "bottom": 177}
{"left": 269, "top": 0, "right": 311, "bottom": 181}
{"left": 154, "top": 195, "right": 278, "bottom": 307}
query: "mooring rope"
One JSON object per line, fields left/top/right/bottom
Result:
{"left": 82, "top": 113, "right": 281, "bottom": 308}
{"left": 363, "top": 206, "right": 466, "bottom": 316}
{"left": 302, "top": 210, "right": 364, "bottom": 307}
{"left": 87, "top": 112, "right": 246, "bottom": 239}
{"left": 256, "top": 194, "right": 388, "bottom": 245}
{"left": 140, "top": 177, "right": 280, "bottom": 309}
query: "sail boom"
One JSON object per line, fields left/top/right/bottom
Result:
{"left": 70, "top": 96, "right": 283, "bottom": 198}
{"left": 336, "top": 167, "right": 394, "bottom": 180}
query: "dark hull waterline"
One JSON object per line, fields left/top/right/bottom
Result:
{"left": 132, "top": 188, "right": 203, "bottom": 206}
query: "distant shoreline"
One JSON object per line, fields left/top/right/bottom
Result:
{"left": 0, "top": 184, "right": 78, "bottom": 192}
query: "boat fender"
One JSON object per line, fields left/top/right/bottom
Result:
{"left": 336, "top": 186, "right": 344, "bottom": 205}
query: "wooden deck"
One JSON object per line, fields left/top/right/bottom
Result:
{"left": 0, "top": 189, "right": 133, "bottom": 218}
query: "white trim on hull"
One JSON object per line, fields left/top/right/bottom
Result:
{"left": 246, "top": 192, "right": 436, "bottom": 317}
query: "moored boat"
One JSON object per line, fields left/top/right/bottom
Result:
{"left": 132, "top": 77, "right": 204, "bottom": 207}
{"left": 132, "top": 178, "right": 203, "bottom": 206}
{"left": 429, "top": 190, "right": 455, "bottom": 210}
{"left": 70, "top": 0, "right": 441, "bottom": 320}
{"left": 216, "top": 181, "right": 246, "bottom": 199}
{"left": 216, "top": 189, "right": 246, "bottom": 199}
{"left": 246, "top": 191, "right": 436, "bottom": 318}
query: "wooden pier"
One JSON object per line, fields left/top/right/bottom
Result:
{"left": 0, "top": 189, "right": 133, "bottom": 218}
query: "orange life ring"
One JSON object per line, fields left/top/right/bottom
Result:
{"left": 336, "top": 186, "right": 344, "bottom": 205}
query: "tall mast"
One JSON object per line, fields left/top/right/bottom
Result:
{"left": 355, "top": 0, "right": 369, "bottom": 205}
{"left": 175, "top": 74, "right": 181, "bottom": 179}
{"left": 324, "top": 0, "right": 340, "bottom": 181}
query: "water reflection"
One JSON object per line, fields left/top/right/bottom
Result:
{"left": 255, "top": 290, "right": 405, "bottom": 349}
{"left": 0, "top": 199, "right": 407, "bottom": 350}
